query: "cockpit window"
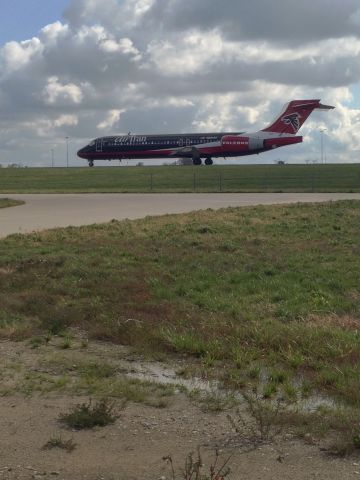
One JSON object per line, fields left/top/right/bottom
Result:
{"left": 88, "top": 140, "right": 95, "bottom": 146}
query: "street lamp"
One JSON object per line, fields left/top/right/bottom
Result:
{"left": 319, "top": 128, "right": 327, "bottom": 164}
{"left": 65, "top": 136, "right": 69, "bottom": 167}
{"left": 51, "top": 148, "right": 54, "bottom": 168}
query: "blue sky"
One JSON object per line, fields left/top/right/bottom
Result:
{"left": 349, "top": 83, "right": 360, "bottom": 108}
{"left": 0, "top": 0, "right": 69, "bottom": 45}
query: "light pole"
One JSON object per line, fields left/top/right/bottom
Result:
{"left": 320, "top": 128, "right": 327, "bottom": 164}
{"left": 51, "top": 148, "right": 54, "bottom": 168}
{"left": 65, "top": 136, "right": 69, "bottom": 167}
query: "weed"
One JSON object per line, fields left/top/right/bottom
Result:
{"left": 262, "top": 382, "right": 278, "bottom": 399}
{"left": 190, "top": 390, "right": 238, "bottom": 413}
{"left": 247, "top": 365, "right": 261, "bottom": 380}
{"left": 29, "top": 336, "right": 44, "bottom": 349}
{"left": 321, "top": 409, "right": 360, "bottom": 456}
{"left": 227, "top": 391, "right": 284, "bottom": 445}
{"left": 82, "top": 361, "right": 116, "bottom": 379}
{"left": 353, "top": 434, "right": 360, "bottom": 449}
{"left": 59, "top": 398, "right": 120, "bottom": 429}
{"left": 163, "top": 448, "right": 231, "bottom": 479}
{"left": 59, "top": 337, "right": 72, "bottom": 349}
{"left": 42, "top": 434, "right": 76, "bottom": 453}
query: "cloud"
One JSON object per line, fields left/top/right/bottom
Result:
{"left": 0, "top": 0, "right": 359, "bottom": 166}
{"left": 97, "top": 109, "right": 125, "bottom": 129}
{"left": 42, "top": 76, "right": 84, "bottom": 105}
{"left": 140, "top": 0, "right": 360, "bottom": 44}
{"left": 1, "top": 37, "right": 43, "bottom": 74}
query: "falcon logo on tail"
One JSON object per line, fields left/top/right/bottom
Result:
{"left": 281, "top": 112, "right": 301, "bottom": 133}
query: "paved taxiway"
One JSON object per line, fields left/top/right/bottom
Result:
{"left": 1, "top": 193, "right": 360, "bottom": 238}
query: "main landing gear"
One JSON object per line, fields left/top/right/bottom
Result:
{"left": 88, "top": 160, "right": 94, "bottom": 167}
{"left": 192, "top": 157, "right": 213, "bottom": 166}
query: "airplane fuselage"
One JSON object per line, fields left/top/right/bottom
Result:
{"left": 77, "top": 131, "right": 302, "bottom": 166}
{"left": 77, "top": 99, "right": 333, "bottom": 167}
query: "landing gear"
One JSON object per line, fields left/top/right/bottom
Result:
{"left": 192, "top": 157, "right": 213, "bottom": 165}
{"left": 88, "top": 160, "right": 94, "bottom": 167}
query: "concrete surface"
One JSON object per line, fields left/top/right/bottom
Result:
{"left": 1, "top": 192, "right": 360, "bottom": 238}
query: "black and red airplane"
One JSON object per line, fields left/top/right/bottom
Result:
{"left": 77, "top": 99, "right": 334, "bottom": 167}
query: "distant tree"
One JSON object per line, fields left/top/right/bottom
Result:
{"left": 7, "top": 163, "right": 22, "bottom": 168}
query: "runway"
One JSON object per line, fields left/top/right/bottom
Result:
{"left": 1, "top": 192, "right": 360, "bottom": 238}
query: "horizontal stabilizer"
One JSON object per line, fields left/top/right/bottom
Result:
{"left": 317, "top": 103, "right": 335, "bottom": 110}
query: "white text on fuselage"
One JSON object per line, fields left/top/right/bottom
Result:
{"left": 114, "top": 136, "right": 147, "bottom": 145}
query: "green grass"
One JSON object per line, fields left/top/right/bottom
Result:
{"left": 0, "top": 198, "right": 25, "bottom": 208}
{"left": 59, "top": 398, "right": 118, "bottom": 429}
{"left": 0, "top": 164, "right": 360, "bottom": 192}
{"left": 0, "top": 200, "right": 360, "bottom": 408}
{"left": 0, "top": 345, "right": 175, "bottom": 404}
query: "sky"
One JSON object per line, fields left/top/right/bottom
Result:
{"left": 0, "top": 0, "right": 359, "bottom": 167}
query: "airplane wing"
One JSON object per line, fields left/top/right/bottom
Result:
{"left": 171, "top": 146, "right": 201, "bottom": 158}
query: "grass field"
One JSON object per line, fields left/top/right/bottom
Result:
{"left": 0, "top": 198, "right": 25, "bottom": 208}
{"left": 1, "top": 200, "right": 360, "bottom": 411}
{"left": 0, "top": 163, "right": 359, "bottom": 193}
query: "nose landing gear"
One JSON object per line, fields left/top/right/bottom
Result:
{"left": 88, "top": 160, "right": 94, "bottom": 167}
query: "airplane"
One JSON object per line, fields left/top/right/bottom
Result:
{"left": 77, "top": 99, "right": 334, "bottom": 167}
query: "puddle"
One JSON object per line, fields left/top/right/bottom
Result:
{"left": 297, "top": 394, "right": 336, "bottom": 412}
{"left": 122, "top": 359, "right": 219, "bottom": 393}
{"left": 121, "top": 359, "right": 338, "bottom": 413}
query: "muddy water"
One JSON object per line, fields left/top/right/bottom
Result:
{"left": 123, "top": 359, "right": 219, "bottom": 392}
{"left": 121, "top": 358, "right": 337, "bottom": 413}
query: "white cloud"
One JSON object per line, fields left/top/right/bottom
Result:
{"left": 97, "top": 109, "right": 125, "bottom": 129}
{"left": 1, "top": 37, "right": 43, "bottom": 73}
{"left": 41, "top": 21, "right": 69, "bottom": 43}
{"left": 100, "top": 37, "right": 141, "bottom": 59}
{"left": 42, "top": 76, "right": 84, "bottom": 105}
{"left": 54, "top": 114, "right": 79, "bottom": 128}
{"left": 146, "top": 30, "right": 225, "bottom": 75}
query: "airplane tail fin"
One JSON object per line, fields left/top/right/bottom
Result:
{"left": 262, "top": 99, "right": 334, "bottom": 135}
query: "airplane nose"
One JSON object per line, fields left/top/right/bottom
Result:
{"left": 77, "top": 148, "right": 86, "bottom": 159}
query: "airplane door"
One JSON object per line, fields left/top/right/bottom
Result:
{"left": 186, "top": 138, "right": 191, "bottom": 147}
{"left": 96, "top": 138, "right": 103, "bottom": 152}
{"left": 179, "top": 138, "right": 184, "bottom": 147}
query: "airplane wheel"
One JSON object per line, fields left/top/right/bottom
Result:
{"left": 88, "top": 161, "right": 94, "bottom": 167}
{"left": 205, "top": 157, "right": 213, "bottom": 165}
{"left": 193, "top": 158, "right": 202, "bottom": 165}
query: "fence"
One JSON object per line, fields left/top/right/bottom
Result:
{"left": 107, "top": 170, "right": 360, "bottom": 193}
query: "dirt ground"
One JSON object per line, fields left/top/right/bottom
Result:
{"left": 1, "top": 339, "right": 360, "bottom": 480}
